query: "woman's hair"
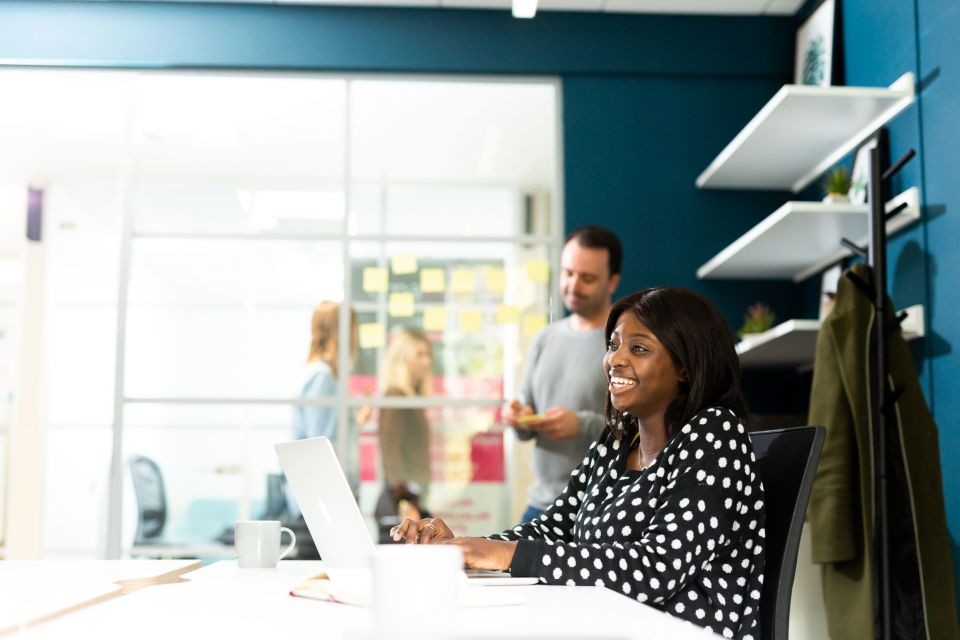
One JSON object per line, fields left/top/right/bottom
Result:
{"left": 604, "top": 287, "right": 748, "bottom": 440}
{"left": 383, "top": 326, "right": 433, "bottom": 397}
{"left": 306, "top": 301, "right": 356, "bottom": 374}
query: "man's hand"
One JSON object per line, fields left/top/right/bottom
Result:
{"left": 440, "top": 538, "right": 517, "bottom": 571}
{"left": 537, "top": 407, "right": 579, "bottom": 439}
{"left": 502, "top": 400, "right": 536, "bottom": 430}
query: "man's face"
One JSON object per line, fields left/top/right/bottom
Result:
{"left": 559, "top": 240, "right": 618, "bottom": 317}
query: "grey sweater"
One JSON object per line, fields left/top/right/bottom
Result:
{"left": 516, "top": 318, "right": 608, "bottom": 509}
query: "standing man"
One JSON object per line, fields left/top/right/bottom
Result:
{"left": 503, "top": 225, "right": 622, "bottom": 523}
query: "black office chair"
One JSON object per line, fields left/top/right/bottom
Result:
{"left": 749, "top": 426, "right": 825, "bottom": 640}
{"left": 129, "top": 455, "right": 168, "bottom": 544}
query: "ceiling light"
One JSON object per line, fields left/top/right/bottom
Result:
{"left": 512, "top": 0, "right": 538, "bottom": 19}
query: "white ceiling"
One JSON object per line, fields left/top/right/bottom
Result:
{"left": 80, "top": 0, "right": 805, "bottom": 16}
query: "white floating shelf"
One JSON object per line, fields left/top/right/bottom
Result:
{"left": 738, "top": 304, "right": 924, "bottom": 368}
{"left": 698, "top": 187, "right": 920, "bottom": 282}
{"left": 737, "top": 319, "right": 820, "bottom": 368}
{"left": 697, "top": 73, "right": 916, "bottom": 193}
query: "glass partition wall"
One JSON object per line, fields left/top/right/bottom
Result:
{"left": 0, "top": 70, "right": 561, "bottom": 558}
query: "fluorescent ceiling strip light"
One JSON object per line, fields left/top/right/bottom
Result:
{"left": 512, "top": 0, "right": 538, "bottom": 18}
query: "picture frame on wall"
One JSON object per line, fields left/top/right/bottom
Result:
{"left": 849, "top": 128, "right": 890, "bottom": 205}
{"left": 795, "top": 0, "right": 842, "bottom": 86}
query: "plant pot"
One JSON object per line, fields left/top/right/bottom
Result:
{"left": 822, "top": 193, "right": 850, "bottom": 204}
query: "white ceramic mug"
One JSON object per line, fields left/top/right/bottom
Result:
{"left": 235, "top": 520, "right": 296, "bottom": 568}
{"left": 371, "top": 544, "right": 462, "bottom": 639}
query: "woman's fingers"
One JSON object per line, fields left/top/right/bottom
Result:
{"left": 417, "top": 517, "right": 453, "bottom": 544}
{"left": 390, "top": 518, "right": 418, "bottom": 543}
{"left": 390, "top": 517, "right": 455, "bottom": 544}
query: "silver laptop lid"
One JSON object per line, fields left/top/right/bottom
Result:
{"left": 274, "top": 437, "right": 375, "bottom": 570}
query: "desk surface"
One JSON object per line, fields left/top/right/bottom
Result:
{"left": 8, "top": 561, "right": 718, "bottom": 640}
{"left": 0, "top": 560, "right": 200, "bottom": 635}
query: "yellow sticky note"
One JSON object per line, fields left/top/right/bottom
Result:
{"left": 484, "top": 267, "right": 506, "bottom": 293}
{"left": 459, "top": 310, "right": 482, "bottom": 332}
{"left": 423, "top": 307, "right": 447, "bottom": 332}
{"left": 523, "top": 314, "right": 547, "bottom": 337}
{"left": 362, "top": 267, "right": 388, "bottom": 292}
{"left": 359, "top": 323, "right": 385, "bottom": 349}
{"left": 451, "top": 269, "right": 476, "bottom": 294}
{"left": 525, "top": 260, "right": 550, "bottom": 283}
{"left": 496, "top": 304, "right": 519, "bottom": 324}
{"left": 420, "top": 268, "right": 446, "bottom": 293}
{"left": 388, "top": 292, "right": 415, "bottom": 317}
{"left": 391, "top": 254, "right": 418, "bottom": 275}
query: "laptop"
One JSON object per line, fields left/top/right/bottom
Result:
{"left": 274, "top": 437, "right": 537, "bottom": 589}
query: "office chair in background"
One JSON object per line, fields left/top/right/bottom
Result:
{"left": 129, "top": 454, "right": 167, "bottom": 545}
{"left": 128, "top": 455, "right": 236, "bottom": 559}
{"left": 749, "top": 425, "right": 826, "bottom": 640}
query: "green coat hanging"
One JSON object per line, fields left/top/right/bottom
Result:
{"left": 808, "top": 262, "right": 958, "bottom": 640}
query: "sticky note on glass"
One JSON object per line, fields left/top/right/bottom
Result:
{"left": 496, "top": 304, "right": 519, "bottom": 324}
{"left": 388, "top": 292, "right": 415, "bottom": 317}
{"left": 362, "top": 267, "right": 388, "bottom": 292}
{"left": 451, "top": 269, "right": 476, "bottom": 294}
{"left": 420, "top": 268, "right": 446, "bottom": 293}
{"left": 391, "top": 254, "right": 418, "bottom": 275}
{"left": 423, "top": 307, "right": 447, "bottom": 332}
{"left": 459, "top": 310, "right": 482, "bottom": 332}
{"left": 484, "top": 267, "right": 506, "bottom": 293}
{"left": 525, "top": 260, "right": 550, "bottom": 283}
{"left": 359, "top": 323, "right": 385, "bottom": 349}
{"left": 523, "top": 314, "right": 547, "bottom": 337}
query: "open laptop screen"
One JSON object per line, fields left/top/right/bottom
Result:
{"left": 275, "top": 437, "right": 375, "bottom": 570}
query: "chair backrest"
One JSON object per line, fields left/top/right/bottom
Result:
{"left": 749, "top": 425, "right": 825, "bottom": 640}
{"left": 128, "top": 455, "right": 167, "bottom": 544}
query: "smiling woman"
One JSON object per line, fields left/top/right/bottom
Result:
{"left": 394, "top": 287, "right": 766, "bottom": 640}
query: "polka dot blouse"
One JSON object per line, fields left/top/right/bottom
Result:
{"left": 492, "top": 407, "right": 766, "bottom": 640}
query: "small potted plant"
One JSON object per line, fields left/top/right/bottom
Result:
{"left": 738, "top": 303, "right": 776, "bottom": 341}
{"left": 822, "top": 166, "right": 851, "bottom": 203}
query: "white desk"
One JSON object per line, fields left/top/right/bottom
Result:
{"left": 8, "top": 561, "right": 718, "bottom": 639}
{"left": 0, "top": 560, "right": 200, "bottom": 636}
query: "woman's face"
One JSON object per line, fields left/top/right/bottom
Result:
{"left": 409, "top": 341, "right": 433, "bottom": 385}
{"left": 603, "top": 311, "right": 683, "bottom": 421}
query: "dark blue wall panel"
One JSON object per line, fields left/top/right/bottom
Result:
{"left": 562, "top": 75, "right": 804, "bottom": 327}
{"left": 845, "top": 0, "right": 960, "bottom": 614}
{"left": 0, "top": 1, "right": 791, "bottom": 77}
{"left": 916, "top": 0, "right": 960, "bottom": 609}
{"left": 0, "top": 0, "right": 798, "bottom": 332}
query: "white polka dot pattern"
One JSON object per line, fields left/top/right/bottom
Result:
{"left": 491, "top": 407, "right": 766, "bottom": 639}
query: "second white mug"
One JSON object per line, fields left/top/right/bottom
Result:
{"left": 235, "top": 520, "right": 296, "bottom": 568}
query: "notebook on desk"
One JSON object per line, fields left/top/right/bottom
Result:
{"left": 274, "top": 437, "right": 537, "bottom": 595}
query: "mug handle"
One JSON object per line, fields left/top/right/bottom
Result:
{"left": 278, "top": 526, "right": 297, "bottom": 561}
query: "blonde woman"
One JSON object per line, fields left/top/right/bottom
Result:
{"left": 375, "top": 327, "right": 434, "bottom": 541}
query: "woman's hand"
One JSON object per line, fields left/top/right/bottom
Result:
{"left": 389, "top": 518, "right": 517, "bottom": 571}
{"left": 442, "top": 538, "right": 517, "bottom": 571}
{"left": 390, "top": 517, "right": 455, "bottom": 544}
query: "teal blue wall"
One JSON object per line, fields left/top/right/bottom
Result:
{"left": 0, "top": 0, "right": 802, "bottom": 330}
{"left": 841, "top": 0, "right": 960, "bottom": 614}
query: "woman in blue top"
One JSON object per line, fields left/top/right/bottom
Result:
{"left": 394, "top": 288, "right": 766, "bottom": 640}
{"left": 291, "top": 301, "right": 355, "bottom": 443}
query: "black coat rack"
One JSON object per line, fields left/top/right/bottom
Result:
{"left": 839, "top": 138, "right": 916, "bottom": 640}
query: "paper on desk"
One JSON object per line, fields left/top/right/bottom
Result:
{"left": 290, "top": 574, "right": 526, "bottom": 608}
